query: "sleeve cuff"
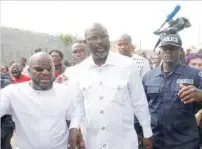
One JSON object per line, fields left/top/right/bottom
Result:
{"left": 142, "top": 124, "right": 153, "bottom": 138}
{"left": 69, "top": 119, "right": 80, "bottom": 129}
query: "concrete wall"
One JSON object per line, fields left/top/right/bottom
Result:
{"left": 0, "top": 27, "right": 72, "bottom": 65}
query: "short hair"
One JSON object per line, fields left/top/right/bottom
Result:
{"left": 1, "top": 65, "right": 9, "bottom": 72}
{"left": 73, "top": 40, "right": 85, "bottom": 44}
{"left": 21, "top": 58, "right": 27, "bottom": 63}
{"left": 34, "top": 48, "right": 42, "bottom": 53}
{"left": 116, "top": 34, "right": 132, "bottom": 43}
{"left": 185, "top": 53, "right": 202, "bottom": 65}
{"left": 49, "top": 50, "right": 64, "bottom": 59}
{"left": 84, "top": 22, "right": 108, "bottom": 38}
{"left": 10, "top": 63, "right": 23, "bottom": 72}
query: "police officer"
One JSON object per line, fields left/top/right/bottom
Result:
{"left": 143, "top": 33, "right": 202, "bottom": 149}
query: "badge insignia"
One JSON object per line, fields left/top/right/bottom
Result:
{"left": 176, "top": 79, "right": 193, "bottom": 85}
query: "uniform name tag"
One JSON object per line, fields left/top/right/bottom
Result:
{"left": 176, "top": 79, "right": 193, "bottom": 85}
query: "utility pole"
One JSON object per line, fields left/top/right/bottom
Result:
{"left": 198, "top": 24, "right": 201, "bottom": 50}
{"left": 139, "top": 40, "right": 142, "bottom": 53}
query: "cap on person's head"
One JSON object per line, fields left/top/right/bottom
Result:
{"left": 160, "top": 34, "right": 182, "bottom": 48}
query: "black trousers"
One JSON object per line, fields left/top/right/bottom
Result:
{"left": 1, "top": 131, "right": 13, "bottom": 149}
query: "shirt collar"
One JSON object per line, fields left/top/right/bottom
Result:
{"left": 154, "top": 64, "right": 183, "bottom": 77}
{"left": 88, "top": 51, "right": 118, "bottom": 67}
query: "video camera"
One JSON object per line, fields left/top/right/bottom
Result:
{"left": 153, "top": 5, "right": 191, "bottom": 51}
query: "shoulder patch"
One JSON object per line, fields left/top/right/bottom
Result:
{"left": 198, "top": 71, "right": 202, "bottom": 77}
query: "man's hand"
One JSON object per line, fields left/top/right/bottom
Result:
{"left": 68, "top": 128, "right": 80, "bottom": 149}
{"left": 143, "top": 137, "right": 152, "bottom": 149}
{"left": 178, "top": 84, "right": 202, "bottom": 104}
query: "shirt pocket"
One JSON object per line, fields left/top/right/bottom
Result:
{"left": 80, "top": 82, "right": 93, "bottom": 96}
{"left": 107, "top": 80, "right": 128, "bottom": 104}
{"left": 80, "top": 81, "right": 95, "bottom": 107}
{"left": 146, "top": 85, "right": 162, "bottom": 112}
{"left": 146, "top": 85, "right": 161, "bottom": 98}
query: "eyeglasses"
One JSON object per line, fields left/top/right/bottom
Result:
{"left": 32, "top": 66, "right": 52, "bottom": 72}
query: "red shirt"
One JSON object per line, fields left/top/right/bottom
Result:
{"left": 55, "top": 73, "right": 60, "bottom": 78}
{"left": 12, "top": 74, "right": 31, "bottom": 84}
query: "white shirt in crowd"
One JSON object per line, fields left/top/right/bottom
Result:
{"left": 132, "top": 54, "right": 151, "bottom": 79}
{"left": 63, "top": 65, "right": 79, "bottom": 81}
{"left": 22, "top": 65, "right": 30, "bottom": 76}
{"left": 0, "top": 82, "right": 73, "bottom": 149}
{"left": 70, "top": 51, "right": 152, "bottom": 149}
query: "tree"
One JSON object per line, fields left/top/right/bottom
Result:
{"left": 60, "top": 34, "right": 81, "bottom": 45}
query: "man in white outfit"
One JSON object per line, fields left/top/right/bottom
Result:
{"left": 0, "top": 52, "right": 74, "bottom": 149}
{"left": 68, "top": 23, "right": 153, "bottom": 149}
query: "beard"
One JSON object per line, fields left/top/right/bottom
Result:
{"left": 91, "top": 46, "right": 109, "bottom": 59}
{"left": 31, "top": 78, "right": 53, "bottom": 90}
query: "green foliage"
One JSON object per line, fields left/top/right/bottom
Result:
{"left": 60, "top": 34, "right": 79, "bottom": 45}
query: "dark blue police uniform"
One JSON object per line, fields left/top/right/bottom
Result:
{"left": 143, "top": 64, "right": 202, "bottom": 149}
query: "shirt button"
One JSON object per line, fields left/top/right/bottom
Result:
{"left": 99, "top": 69, "right": 102, "bottom": 72}
{"left": 100, "top": 110, "right": 104, "bottom": 114}
{"left": 99, "top": 81, "right": 103, "bottom": 85}
{"left": 103, "top": 144, "right": 106, "bottom": 147}
{"left": 117, "top": 86, "right": 121, "bottom": 90}
{"left": 101, "top": 126, "right": 105, "bottom": 130}
{"left": 100, "top": 96, "right": 103, "bottom": 100}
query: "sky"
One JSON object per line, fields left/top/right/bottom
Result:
{"left": 1, "top": 1, "right": 202, "bottom": 50}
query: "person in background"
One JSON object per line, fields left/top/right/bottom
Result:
{"left": 116, "top": 33, "right": 151, "bottom": 79}
{"left": 1, "top": 71, "right": 15, "bottom": 149}
{"left": 20, "top": 58, "right": 29, "bottom": 76}
{"left": 10, "top": 63, "right": 31, "bottom": 84}
{"left": 71, "top": 40, "right": 89, "bottom": 66}
{"left": 116, "top": 33, "right": 151, "bottom": 148}
{"left": 186, "top": 53, "right": 202, "bottom": 70}
{"left": 185, "top": 53, "right": 202, "bottom": 148}
{"left": 140, "top": 52, "right": 147, "bottom": 59}
{"left": 49, "top": 50, "right": 66, "bottom": 78}
{"left": 153, "top": 54, "right": 162, "bottom": 68}
{"left": 56, "top": 41, "right": 89, "bottom": 84}
{"left": 186, "top": 48, "right": 192, "bottom": 56}
{"left": 1, "top": 65, "right": 9, "bottom": 74}
{"left": 34, "top": 48, "right": 42, "bottom": 53}
{"left": 198, "top": 49, "right": 202, "bottom": 55}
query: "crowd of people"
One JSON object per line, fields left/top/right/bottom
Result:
{"left": 1, "top": 22, "right": 202, "bottom": 149}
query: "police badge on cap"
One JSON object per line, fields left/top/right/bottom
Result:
{"left": 160, "top": 34, "right": 182, "bottom": 48}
